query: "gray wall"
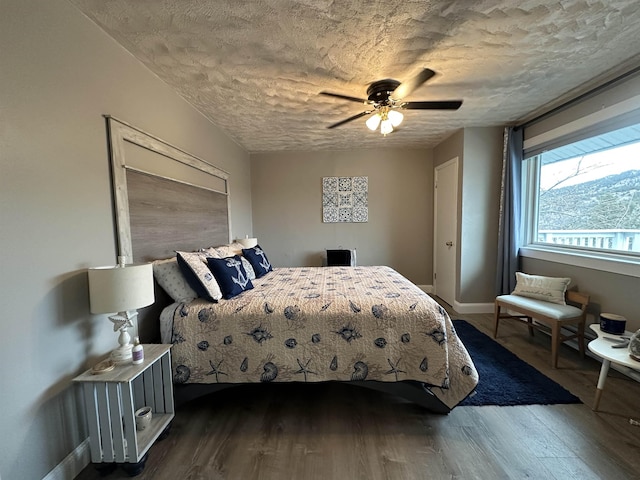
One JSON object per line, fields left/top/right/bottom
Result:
{"left": 459, "top": 127, "right": 503, "bottom": 303}
{"left": 0, "top": 1, "right": 251, "bottom": 479}
{"left": 521, "top": 258, "right": 640, "bottom": 331}
{"left": 433, "top": 130, "right": 464, "bottom": 170}
{"left": 433, "top": 128, "right": 503, "bottom": 305}
{"left": 8, "top": 1, "right": 632, "bottom": 479}
{"left": 250, "top": 148, "right": 434, "bottom": 285}
{"left": 522, "top": 71, "right": 640, "bottom": 332}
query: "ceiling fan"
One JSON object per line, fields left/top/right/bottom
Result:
{"left": 320, "top": 68, "right": 462, "bottom": 135}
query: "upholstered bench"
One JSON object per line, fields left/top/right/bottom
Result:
{"left": 494, "top": 273, "right": 590, "bottom": 368}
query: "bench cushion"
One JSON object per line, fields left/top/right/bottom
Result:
{"left": 497, "top": 294, "right": 582, "bottom": 320}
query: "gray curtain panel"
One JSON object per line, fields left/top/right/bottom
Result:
{"left": 496, "top": 126, "right": 523, "bottom": 295}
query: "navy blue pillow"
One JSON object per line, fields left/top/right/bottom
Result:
{"left": 206, "top": 256, "right": 254, "bottom": 299}
{"left": 242, "top": 245, "right": 273, "bottom": 278}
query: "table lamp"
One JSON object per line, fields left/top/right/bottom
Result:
{"left": 237, "top": 236, "right": 258, "bottom": 248}
{"left": 88, "top": 257, "right": 154, "bottom": 364}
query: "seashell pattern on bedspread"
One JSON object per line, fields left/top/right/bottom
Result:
{"left": 168, "top": 266, "right": 478, "bottom": 409}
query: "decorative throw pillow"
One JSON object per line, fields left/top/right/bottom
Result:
{"left": 176, "top": 251, "right": 223, "bottom": 302}
{"left": 204, "top": 245, "right": 255, "bottom": 280}
{"left": 242, "top": 245, "right": 273, "bottom": 278}
{"left": 213, "top": 242, "right": 245, "bottom": 258}
{"left": 512, "top": 272, "right": 571, "bottom": 305}
{"left": 206, "top": 256, "right": 254, "bottom": 299}
{"left": 200, "top": 247, "right": 222, "bottom": 259}
{"left": 240, "top": 257, "right": 256, "bottom": 280}
{"left": 152, "top": 257, "right": 198, "bottom": 302}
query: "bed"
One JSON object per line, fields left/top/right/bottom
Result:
{"left": 105, "top": 116, "right": 478, "bottom": 414}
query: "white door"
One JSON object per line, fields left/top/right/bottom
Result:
{"left": 434, "top": 158, "right": 458, "bottom": 307}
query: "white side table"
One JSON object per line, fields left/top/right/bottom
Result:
{"left": 74, "top": 344, "right": 174, "bottom": 475}
{"left": 587, "top": 324, "right": 639, "bottom": 411}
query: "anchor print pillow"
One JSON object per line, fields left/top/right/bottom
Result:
{"left": 242, "top": 245, "right": 273, "bottom": 278}
{"left": 207, "top": 256, "right": 254, "bottom": 299}
{"left": 204, "top": 244, "right": 256, "bottom": 280}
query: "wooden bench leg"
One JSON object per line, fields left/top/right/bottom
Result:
{"left": 551, "top": 322, "right": 560, "bottom": 369}
{"left": 526, "top": 316, "right": 535, "bottom": 337}
{"left": 493, "top": 304, "right": 500, "bottom": 338}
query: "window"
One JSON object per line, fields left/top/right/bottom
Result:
{"left": 523, "top": 122, "right": 640, "bottom": 259}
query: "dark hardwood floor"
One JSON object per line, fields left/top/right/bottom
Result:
{"left": 75, "top": 305, "right": 640, "bottom": 480}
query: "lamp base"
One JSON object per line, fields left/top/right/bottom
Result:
{"left": 111, "top": 343, "right": 133, "bottom": 364}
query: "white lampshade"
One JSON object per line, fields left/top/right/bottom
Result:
{"left": 88, "top": 263, "right": 154, "bottom": 314}
{"left": 388, "top": 110, "right": 403, "bottom": 127}
{"left": 237, "top": 237, "right": 258, "bottom": 248}
{"left": 365, "top": 114, "right": 381, "bottom": 131}
{"left": 380, "top": 119, "right": 394, "bottom": 135}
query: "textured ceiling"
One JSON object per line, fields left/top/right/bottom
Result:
{"left": 69, "top": 0, "right": 640, "bottom": 153}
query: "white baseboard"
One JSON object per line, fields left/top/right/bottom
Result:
{"left": 43, "top": 438, "right": 90, "bottom": 480}
{"left": 419, "top": 287, "right": 494, "bottom": 314}
{"left": 453, "top": 301, "right": 494, "bottom": 314}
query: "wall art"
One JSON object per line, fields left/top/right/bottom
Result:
{"left": 322, "top": 176, "right": 368, "bottom": 223}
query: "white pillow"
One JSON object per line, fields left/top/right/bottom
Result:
{"left": 201, "top": 247, "right": 222, "bottom": 258}
{"left": 152, "top": 257, "right": 197, "bottom": 302}
{"left": 512, "top": 272, "right": 571, "bottom": 305}
{"left": 213, "top": 242, "right": 245, "bottom": 257}
{"left": 176, "top": 251, "right": 223, "bottom": 302}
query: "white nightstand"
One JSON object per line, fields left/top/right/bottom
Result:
{"left": 74, "top": 344, "right": 174, "bottom": 475}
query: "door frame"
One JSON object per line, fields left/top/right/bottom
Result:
{"left": 433, "top": 157, "right": 459, "bottom": 306}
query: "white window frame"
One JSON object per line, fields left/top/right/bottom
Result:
{"left": 520, "top": 96, "right": 640, "bottom": 279}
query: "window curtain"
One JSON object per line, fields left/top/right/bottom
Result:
{"left": 495, "top": 126, "right": 523, "bottom": 295}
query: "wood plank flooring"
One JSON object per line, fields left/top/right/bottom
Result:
{"left": 75, "top": 305, "right": 640, "bottom": 480}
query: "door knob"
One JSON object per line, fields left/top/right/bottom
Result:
{"left": 445, "top": 241, "right": 453, "bottom": 247}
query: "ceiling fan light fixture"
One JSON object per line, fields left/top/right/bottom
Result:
{"left": 321, "top": 68, "right": 462, "bottom": 131}
{"left": 366, "top": 113, "right": 381, "bottom": 131}
{"left": 388, "top": 110, "right": 403, "bottom": 127}
{"left": 380, "top": 119, "right": 394, "bottom": 135}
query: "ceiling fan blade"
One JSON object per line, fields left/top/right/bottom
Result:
{"left": 402, "top": 100, "right": 463, "bottom": 110}
{"left": 327, "top": 111, "right": 372, "bottom": 129}
{"left": 390, "top": 68, "right": 436, "bottom": 101}
{"left": 320, "top": 91, "right": 368, "bottom": 104}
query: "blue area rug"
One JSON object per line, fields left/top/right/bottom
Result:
{"left": 453, "top": 320, "right": 581, "bottom": 406}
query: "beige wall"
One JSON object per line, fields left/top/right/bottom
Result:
{"left": 0, "top": 1, "right": 251, "bottom": 478}
{"left": 460, "top": 127, "right": 504, "bottom": 303}
{"left": 251, "top": 127, "right": 503, "bottom": 307}
{"left": 521, "top": 257, "right": 640, "bottom": 331}
{"left": 10, "top": 2, "right": 635, "bottom": 479}
{"left": 433, "top": 130, "right": 464, "bottom": 169}
{"left": 432, "top": 128, "right": 503, "bottom": 306}
{"left": 250, "top": 148, "right": 434, "bottom": 285}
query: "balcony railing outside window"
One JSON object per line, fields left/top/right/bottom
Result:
{"left": 538, "top": 229, "right": 640, "bottom": 253}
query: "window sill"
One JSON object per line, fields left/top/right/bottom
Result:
{"left": 520, "top": 245, "right": 640, "bottom": 279}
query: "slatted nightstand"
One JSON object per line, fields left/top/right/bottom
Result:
{"left": 74, "top": 344, "right": 174, "bottom": 475}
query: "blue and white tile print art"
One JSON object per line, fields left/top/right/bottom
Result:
{"left": 323, "top": 176, "right": 368, "bottom": 223}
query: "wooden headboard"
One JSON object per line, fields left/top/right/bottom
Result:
{"left": 106, "top": 116, "right": 231, "bottom": 340}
